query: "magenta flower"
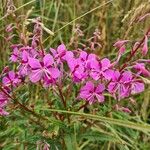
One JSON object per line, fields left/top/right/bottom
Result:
{"left": 67, "top": 58, "right": 87, "bottom": 82}
{"left": 2, "top": 71, "right": 21, "bottom": 87}
{"left": 28, "top": 54, "right": 60, "bottom": 83}
{"left": 79, "top": 81, "right": 105, "bottom": 104}
{"left": 79, "top": 51, "right": 97, "bottom": 69}
{"left": 50, "top": 44, "right": 68, "bottom": 63}
{"left": 108, "top": 71, "right": 144, "bottom": 100}
{"left": 90, "top": 58, "right": 113, "bottom": 80}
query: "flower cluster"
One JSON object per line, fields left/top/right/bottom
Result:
{"left": 0, "top": 21, "right": 150, "bottom": 116}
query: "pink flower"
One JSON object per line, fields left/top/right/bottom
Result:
{"left": 67, "top": 58, "right": 87, "bottom": 82}
{"left": 108, "top": 71, "right": 144, "bottom": 100}
{"left": 79, "top": 51, "right": 97, "bottom": 69}
{"left": 79, "top": 81, "right": 105, "bottom": 104}
{"left": 90, "top": 58, "right": 113, "bottom": 80}
{"left": 2, "top": 71, "right": 21, "bottom": 87}
{"left": 108, "top": 71, "right": 130, "bottom": 99}
{"left": 28, "top": 54, "right": 60, "bottom": 83}
{"left": 50, "top": 44, "right": 67, "bottom": 63}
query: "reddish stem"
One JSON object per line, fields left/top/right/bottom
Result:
{"left": 120, "top": 28, "right": 150, "bottom": 71}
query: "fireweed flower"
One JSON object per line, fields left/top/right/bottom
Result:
{"left": 90, "top": 58, "right": 113, "bottom": 80}
{"left": 0, "top": 32, "right": 149, "bottom": 115}
{"left": 108, "top": 71, "right": 144, "bottom": 100}
{"left": 28, "top": 54, "right": 60, "bottom": 83}
{"left": 50, "top": 44, "right": 68, "bottom": 63}
{"left": 67, "top": 57, "right": 87, "bottom": 82}
{"left": 2, "top": 71, "right": 21, "bottom": 87}
{"left": 18, "top": 47, "right": 38, "bottom": 76}
{"left": 78, "top": 51, "right": 97, "bottom": 69}
{"left": 79, "top": 81, "right": 105, "bottom": 104}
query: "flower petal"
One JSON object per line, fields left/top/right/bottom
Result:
{"left": 49, "top": 68, "right": 60, "bottom": 79}
{"left": 28, "top": 58, "right": 41, "bottom": 69}
{"left": 43, "top": 54, "right": 54, "bottom": 67}
{"left": 29, "top": 70, "right": 43, "bottom": 82}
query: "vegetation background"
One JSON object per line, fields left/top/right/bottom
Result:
{"left": 0, "top": 0, "right": 150, "bottom": 149}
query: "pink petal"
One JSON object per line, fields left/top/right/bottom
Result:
{"left": 57, "top": 44, "right": 66, "bottom": 54}
{"left": 22, "top": 51, "right": 29, "bottom": 62}
{"left": 80, "top": 51, "right": 87, "bottom": 60}
{"left": 112, "top": 71, "right": 120, "bottom": 81}
{"left": 108, "top": 82, "right": 117, "bottom": 93}
{"left": 8, "top": 71, "right": 15, "bottom": 80}
{"left": 96, "top": 84, "right": 105, "bottom": 93}
{"left": 10, "top": 55, "right": 18, "bottom": 62}
{"left": 90, "top": 70, "right": 100, "bottom": 80}
{"left": 43, "top": 54, "right": 54, "bottom": 67}
{"left": 121, "top": 71, "right": 132, "bottom": 82}
{"left": 82, "top": 81, "right": 94, "bottom": 92}
{"left": 103, "top": 69, "right": 114, "bottom": 80}
{"left": 2, "top": 77, "right": 10, "bottom": 85}
{"left": 49, "top": 68, "right": 60, "bottom": 79}
{"left": 28, "top": 57, "right": 41, "bottom": 69}
{"left": 64, "top": 51, "right": 74, "bottom": 61}
{"left": 101, "top": 58, "right": 111, "bottom": 70}
{"left": 90, "top": 59, "right": 99, "bottom": 69}
{"left": 50, "top": 48, "right": 57, "bottom": 56}
{"left": 131, "top": 82, "right": 144, "bottom": 94}
{"left": 29, "top": 70, "right": 43, "bottom": 82}
{"left": 96, "top": 94, "right": 104, "bottom": 103}
{"left": 79, "top": 91, "right": 91, "bottom": 99}
{"left": 67, "top": 58, "right": 76, "bottom": 72}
